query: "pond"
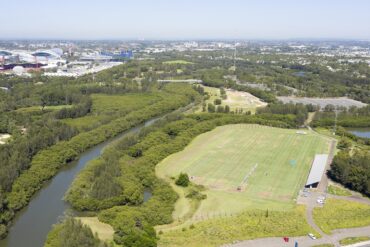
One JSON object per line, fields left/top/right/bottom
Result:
{"left": 293, "top": 71, "right": 306, "bottom": 77}
{"left": 347, "top": 128, "right": 370, "bottom": 138}
{"left": 144, "top": 188, "right": 153, "bottom": 202}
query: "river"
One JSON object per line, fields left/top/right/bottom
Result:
{"left": 0, "top": 117, "right": 160, "bottom": 247}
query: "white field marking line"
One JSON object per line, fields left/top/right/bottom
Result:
{"left": 240, "top": 163, "right": 258, "bottom": 187}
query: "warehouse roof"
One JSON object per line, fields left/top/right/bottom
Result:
{"left": 306, "top": 154, "right": 329, "bottom": 186}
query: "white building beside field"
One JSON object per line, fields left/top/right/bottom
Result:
{"left": 305, "top": 154, "right": 329, "bottom": 188}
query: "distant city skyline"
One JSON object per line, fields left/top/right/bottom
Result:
{"left": 1, "top": 0, "right": 370, "bottom": 40}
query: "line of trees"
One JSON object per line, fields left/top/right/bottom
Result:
{"left": 256, "top": 102, "right": 313, "bottom": 126}
{"left": 328, "top": 150, "right": 370, "bottom": 196}
{"left": 313, "top": 105, "right": 370, "bottom": 128}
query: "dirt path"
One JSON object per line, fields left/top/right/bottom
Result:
{"left": 305, "top": 112, "right": 316, "bottom": 126}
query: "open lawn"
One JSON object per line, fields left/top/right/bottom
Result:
{"left": 156, "top": 124, "right": 331, "bottom": 219}
{"left": 313, "top": 199, "right": 370, "bottom": 234}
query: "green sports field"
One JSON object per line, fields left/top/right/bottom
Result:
{"left": 156, "top": 124, "right": 331, "bottom": 216}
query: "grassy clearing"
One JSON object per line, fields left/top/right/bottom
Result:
{"left": 327, "top": 184, "right": 352, "bottom": 196}
{"left": 157, "top": 124, "right": 331, "bottom": 218}
{"left": 223, "top": 89, "right": 267, "bottom": 112}
{"left": 163, "top": 60, "right": 194, "bottom": 65}
{"left": 200, "top": 85, "right": 266, "bottom": 113}
{"left": 158, "top": 206, "right": 318, "bottom": 247}
{"left": 15, "top": 104, "right": 73, "bottom": 113}
{"left": 75, "top": 217, "right": 114, "bottom": 242}
{"left": 339, "top": 236, "right": 370, "bottom": 246}
{"left": 313, "top": 199, "right": 370, "bottom": 234}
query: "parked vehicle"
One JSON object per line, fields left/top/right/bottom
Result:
{"left": 308, "top": 233, "right": 316, "bottom": 240}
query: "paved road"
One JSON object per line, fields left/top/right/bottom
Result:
{"left": 227, "top": 225, "right": 370, "bottom": 247}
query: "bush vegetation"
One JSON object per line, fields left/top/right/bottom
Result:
{"left": 44, "top": 218, "right": 110, "bottom": 247}
{"left": 339, "top": 236, "right": 370, "bottom": 246}
{"left": 313, "top": 199, "right": 370, "bottom": 234}
{"left": 175, "top": 173, "right": 190, "bottom": 187}
{"left": 159, "top": 206, "right": 316, "bottom": 247}
{"left": 328, "top": 151, "right": 370, "bottom": 196}
{"left": 327, "top": 185, "right": 352, "bottom": 196}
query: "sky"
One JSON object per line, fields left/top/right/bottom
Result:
{"left": 1, "top": 0, "right": 370, "bottom": 40}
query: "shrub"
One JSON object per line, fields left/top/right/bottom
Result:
{"left": 214, "top": 99, "right": 222, "bottom": 105}
{"left": 175, "top": 173, "right": 190, "bottom": 187}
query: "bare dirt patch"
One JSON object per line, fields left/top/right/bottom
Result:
{"left": 224, "top": 89, "right": 268, "bottom": 109}
{"left": 277, "top": 96, "right": 366, "bottom": 109}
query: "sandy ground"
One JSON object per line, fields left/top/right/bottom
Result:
{"left": 0, "top": 133, "right": 11, "bottom": 145}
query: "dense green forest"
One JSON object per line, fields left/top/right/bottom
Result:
{"left": 329, "top": 150, "right": 370, "bottom": 196}
{"left": 0, "top": 65, "right": 201, "bottom": 239}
